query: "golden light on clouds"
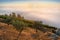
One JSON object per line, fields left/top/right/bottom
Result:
{"left": 0, "top": 2, "right": 59, "bottom": 12}
{"left": 0, "top": 1, "right": 60, "bottom": 27}
{"left": 1, "top": 2, "right": 59, "bottom": 8}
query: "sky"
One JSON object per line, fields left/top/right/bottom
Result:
{"left": 0, "top": 0, "right": 60, "bottom": 28}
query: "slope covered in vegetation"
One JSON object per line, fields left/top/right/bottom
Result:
{"left": 0, "top": 12, "right": 57, "bottom": 31}
{"left": 0, "top": 12, "right": 60, "bottom": 40}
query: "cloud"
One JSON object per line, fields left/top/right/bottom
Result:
{"left": 0, "top": 1, "right": 60, "bottom": 28}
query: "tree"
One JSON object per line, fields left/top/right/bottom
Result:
{"left": 9, "top": 14, "right": 12, "bottom": 17}
{"left": 17, "top": 14, "right": 21, "bottom": 18}
{"left": 12, "top": 12, "right": 16, "bottom": 17}
{"left": 4, "top": 14, "right": 8, "bottom": 16}
{"left": 12, "top": 20, "right": 27, "bottom": 40}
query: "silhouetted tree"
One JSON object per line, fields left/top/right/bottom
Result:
{"left": 9, "top": 14, "right": 12, "bottom": 17}
{"left": 17, "top": 14, "right": 21, "bottom": 18}
{"left": 4, "top": 14, "right": 8, "bottom": 16}
{"left": 12, "top": 12, "right": 16, "bottom": 17}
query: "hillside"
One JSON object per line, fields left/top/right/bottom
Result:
{"left": 0, "top": 22, "right": 60, "bottom": 40}
{"left": 0, "top": 13, "right": 60, "bottom": 40}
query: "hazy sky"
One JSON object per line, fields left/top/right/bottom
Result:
{"left": 0, "top": 0, "right": 60, "bottom": 28}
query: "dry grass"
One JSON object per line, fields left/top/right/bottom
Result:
{"left": 0, "top": 22, "right": 60, "bottom": 40}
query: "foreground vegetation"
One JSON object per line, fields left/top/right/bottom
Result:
{"left": 0, "top": 12, "right": 57, "bottom": 32}
{"left": 0, "top": 12, "right": 60, "bottom": 40}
